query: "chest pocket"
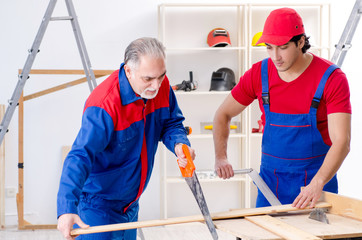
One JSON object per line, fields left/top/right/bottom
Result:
{"left": 108, "top": 122, "right": 143, "bottom": 157}
{"left": 147, "top": 107, "right": 170, "bottom": 140}
{"left": 155, "top": 108, "right": 170, "bottom": 124}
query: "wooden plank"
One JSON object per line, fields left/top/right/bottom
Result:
{"left": 70, "top": 202, "right": 331, "bottom": 236}
{"left": 215, "top": 212, "right": 362, "bottom": 240}
{"left": 0, "top": 105, "right": 5, "bottom": 229}
{"left": 62, "top": 146, "right": 72, "bottom": 165}
{"left": 322, "top": 191, "right": 362, "bottom": 221}
{"left": 71, "top": 214, "right": 206, "bottom": 236}
{"left": 13, "top": 68, "right": 112, "bottom": 229}
{"left": 23, "top": 224, "right": 57, "bottom": 230}
{"left": 22, "top": 75, "right": 106, "bottom": 101}
{"left": 215, "top": 218, "right": 281, "bottom": 240}
{"left": 141, "top": 222, "right": 236, "bottom": 240}
{"left": 245, "top": 215, "right": 321, "bottom": 240}
{"left": 211, "top": 201, "right": 331, "bottom": 220}
{"left": 19, "top": 69, "right": 114, "bottom": 75}
{"left": 275, "top": 212, "right": 362, "bottom": 239}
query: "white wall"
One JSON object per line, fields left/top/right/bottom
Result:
{"left": 0, "top": 0, "right": 361, "bottom": 226}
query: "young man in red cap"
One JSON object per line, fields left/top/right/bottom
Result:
{"left": 213, "top": 8, "right": 351, "bottom": 208}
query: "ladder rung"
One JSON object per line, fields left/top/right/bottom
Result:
{"left": 335, "top": 44, "right": 352, "bottom": 50}
{"left": 0, "top": 127, "right": 8, "bottom": 133}
{"left": 50, "top": 16, "right": 73, "bottom": 21}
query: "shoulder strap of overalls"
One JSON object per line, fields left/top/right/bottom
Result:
{"left": 309, "top": 64, "right": 339, "bottom": 114}
{"left": 261, "top": 58, "right": 270, "bottom": 113}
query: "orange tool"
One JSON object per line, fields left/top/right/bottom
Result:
{"left": 178, "top": 144, "right": 218, "bottom": 239}
{"left": 204, "top": 124, "right": 237, "bottom": 130}
{"left": 185, "top": 126, "right": 192, "bottom": 135}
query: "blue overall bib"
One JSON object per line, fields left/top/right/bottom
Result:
{"left": 256, "top": 58, "right": 339, "bottom": 207}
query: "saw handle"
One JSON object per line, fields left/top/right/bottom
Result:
{"left": 178, "top": 144, "right": 195, "bottom": 178}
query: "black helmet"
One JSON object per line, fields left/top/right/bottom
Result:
{"left": 209, "top": 67, "right": 236, "bottom": 91}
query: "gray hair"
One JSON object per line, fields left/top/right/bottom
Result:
{"left": 124, "top": 37, "right": 166, "bottom": 70}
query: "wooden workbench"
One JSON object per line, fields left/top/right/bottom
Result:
{"left": 214, "top": 191, "right": 362, "bottom": 240}
{"left": 71, "top": 192, "right": 362, "bottom": 239}
{"left": 215, "top": 212, "right": 362, "bottom": 239}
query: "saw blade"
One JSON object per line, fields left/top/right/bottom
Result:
{"left": 309, "top": 208, "right": 329, "bottom": 224}
{"left": 185, "top": 174, "right": 218, "bottom": 240}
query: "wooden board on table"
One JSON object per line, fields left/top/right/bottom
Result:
{"left": 215, "top": 212, "right": 362, "bottom": 240}
{"left": 141, "top": 222, "right": 236, "bottom": 240}
{"left": 62, "top": 146, "right": 71, "bottom": 165}
{"left": 71, "top": 202, "right": 331, "bottom": 236}
{"left": 215, "top": 217, "right": 281, "bottom": 240}
{"left": 322, "top": 191, "right": 362, "bottom": 221}
{"left": 245, "top": 215, "right": 321, "bottom": 240}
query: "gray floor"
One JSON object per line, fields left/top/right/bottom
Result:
{"left": 0, "top": 223, "right": 236, "bottom": 240}
{"left": 0, "top": 227, "right": 63, "bottom": 240}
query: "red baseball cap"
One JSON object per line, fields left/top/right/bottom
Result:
{"left": 256, "top": 8, "right": 304, "bottom": 46}
{"left": 207, "top": 28, "right": 231, "bottom": 47}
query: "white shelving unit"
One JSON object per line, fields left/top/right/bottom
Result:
{"left": 158, "top": 3, "right": 330, "bottom": 219}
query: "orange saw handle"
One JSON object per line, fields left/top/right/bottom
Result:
{"left": 178, "top": 144, "right": 195, "bottom": 178}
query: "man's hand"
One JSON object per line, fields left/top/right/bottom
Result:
{"left": 57, "top": 213, "right": 89, "bottom": 240}
{"left": 175, "top": 143, "right": 195, "bottom": 168}
{"left": 215, "top": 158, "right": 234, "bottom": 179}
{"left": 292, "top": 179, "right": 324, "bottom": 209}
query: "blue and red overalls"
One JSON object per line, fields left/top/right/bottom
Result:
{"left": 256, "top": 58, "right": 338, "bottom": 207}
{"left": 57, "top": 63, "right": 190, "bottom": 239}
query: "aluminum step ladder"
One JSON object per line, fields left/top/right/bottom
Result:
{"left": 331, "top": 0, "right": 362, "bottom": 67}
{"left": 0, "top": 0, "right": 97, "bottom": 146}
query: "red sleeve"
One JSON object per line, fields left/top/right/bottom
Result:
{"left": 323, "top": 69, "right": 352, "bottom": 115}
{"left": 231, "top": 62, "right": 262, "bottom": 106}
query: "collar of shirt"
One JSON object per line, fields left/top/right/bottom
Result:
{"left": 118, "top": 63, "right": 143, "bottom": 106}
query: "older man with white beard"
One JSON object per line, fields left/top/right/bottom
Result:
{"left": 57, "top": 37, "right": 195, "bottom": 240}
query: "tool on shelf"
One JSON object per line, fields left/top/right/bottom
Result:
{"left": 209, "top": 67, "right": 236, "bottom": 91}
{"left": 185, "top": 126, "right": 192, "bottom": 135}
{"left": 251, "top": 120, "right": 263, "bottom": 133}
{"left": 172, "top": 71, "right": 197, "bottom": 92}
{"left": 178, "top": 144, "right": 218, "bottom": 240}
{"left": 204, "top": 124, "right": 237, "bottom": 130}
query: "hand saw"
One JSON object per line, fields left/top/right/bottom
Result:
{"left": 234, "top": 169, "right": 329, "bottom": 223}
{"left": 196, "top": 168, "right": 281, "bottom": 206}
{"left": 234, "top": 168, "right": 282, "bottom": 206}
{"left": 178, "top": 144, "right": 218, "bottom": 240}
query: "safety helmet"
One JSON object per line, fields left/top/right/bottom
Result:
{"left": 252, "top": 32, "right": 266, "bottom": 46}
{"left": 207, "top": 28, "right": 231, "bottom": 47}
{"left": 209, "top": 68, "right": 236, "bottom": 91}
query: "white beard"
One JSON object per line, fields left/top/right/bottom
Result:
{"left": 140, "top": 87, "right": 159, "bottom": 99}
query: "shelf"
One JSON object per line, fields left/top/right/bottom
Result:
{"left": 250, "top": 133, "right": 263, "bottom": 138}
{"left": 174, "top": 91, "right": 230, "bottom": 96}
{"left": 166, "top": 47, "right": 246, "bottom": 52}
{"left": 165, "top": 175, "right": 247, "bottom": 183}
{"left": 160, "top": 3, "right": 245, "bottom": 7}
{"left": 159, "top": 2, "right": 330, "bottom": 218}
{"left": 251, "top": 46, "right": 330, "bottom": 51}
{"left": 188, "top": 133, "right": 245, "bottom": 139}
